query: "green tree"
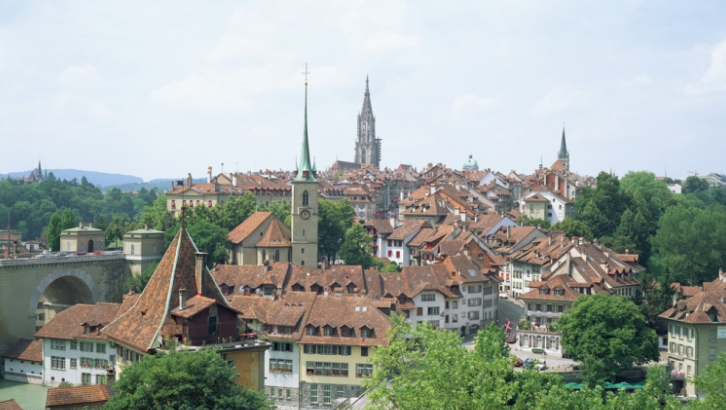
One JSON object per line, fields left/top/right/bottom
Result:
{"left": 338, "top": 223, "right": 374, "bottom": 269}
{"left": 123, "top": 262, "right": 158, "bottom": 294}
{"left": 550, "top": 219, "right": 594, "bottom": 241}
{"left": 692, "top": 352, "right": 726, "bottom": 408}
{"left": 651, "top": 205, "right": 726, "bottom": 284}
{"left": 47, "top": 211, "right": 62, "bottom": 251}
{"left": 186, "top": 220, "right": 229, "bottom": 267}
{"left": 260, "top": 200, "right": 291, "bottom": 228}
{"left": 218, "top": 193, "right": 257, "bottom": 231}
{"left": 520, "top": 217, "right": 551, "bottom": 229}
{"left": 635, "top": 272, "right": 675, "bottom": 335}
{"left": 380, "top": 261, "right": 401, "bottom": 272}
{"left": 103, "top": 347, "right": 270, "bottom": 410}
{"left": 559, "top": 292, "right": 659, "bottom": 385}
{"left": 61, "top": 208, "right": 77, "bottom": 230}
{"left": 317, "top": 199, "right": 355, "bottom": 263}
{"left": 682, "top": 175, "right": 710, "bottom": 194}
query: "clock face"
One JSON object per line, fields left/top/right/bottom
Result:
{"left": 301, "top": 209, "right": 311, "bottom": 220}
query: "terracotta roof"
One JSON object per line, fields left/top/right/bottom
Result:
{"left": 0, "top": 400, "right": 22, "bottom": 410}
{"left": 285, "top": 265, "right": 368, "bottom": 295}
{"left": 363, "top": 219, "right": 394, "bottom": 235}
{"left": 519, "top": 274, "right": 582, "bottom": 302}
{"left": 1, "top": 338, "right": 42, "bottom": 362}
{"left": 438, "top": 240, "right": 465, "bottom": 256}
{"left": 227, "top": 212, "right": 274, "bottom": 244}
{"left": 551, "top": 159, "right": 566, "bottom": 171}
{"left": 256, "top": 218, "right": 291, "bottom": 248}
{"left": 103, "top": 227, "right": 229, "bottom": 352}
{"left": 405, "top": 228, "right": 436, "bottom": 248}
{"left": 660, "top": 289, "right": 726, "bottom": 324}
{"left": 523, "top": 193, "right": 548, "bottom": 202}
{"left": 213, "top": 262, "right": 290, "bottom": 293}
{"left": 35, "top": 303, "right": 122, "bottom": 341}
{"left": 299, "top": 295, "right": 392, "bottom": 347}
{"left": 442, "top": 255, "right": 500, "bottom": 284}
{"left": 388, "top": 220, "right": 432, "bottom": 241}
{"left": 46, "top": 385, "right": 114, "bottom": 408}
{"left": 470, "top": 212, "right": 504, "bottom": 233}
{"left": 170, "top": 295, "right": 217, "bottom": 318}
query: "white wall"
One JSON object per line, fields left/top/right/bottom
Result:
{"left": 42, "top": 338, "right": 115, "bottom": 387}
{"left": 410, "top": 292, "right": 446, "bottom": 330}
{"left": 264, "top": 342, "right": 299, "bottom": 389}
{"left": 3, "top": 357, "right": 43, "bottom": 384}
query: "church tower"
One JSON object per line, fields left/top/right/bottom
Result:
{"left": 291, "top": 69, "right": 319, "bottom": 268}
{"left": 354, "top": 76, "right": 381, "bottom": 168}
{"left": 557, "top": 127, "right": 570, "bottom": 171}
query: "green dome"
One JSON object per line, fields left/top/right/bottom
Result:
{"left": 463, "top": 154, "right": 479, "bottom": 171}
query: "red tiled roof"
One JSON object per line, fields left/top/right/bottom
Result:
{"left": 1, "top": 338, "right": 42, "bottom": 362}
{"left": 46, "top": 385, "right": 113, "bottom": 408}
{"left": 35, "top": 303, "right": 122, "bottom": 341}
{"left": 228, "top": 212, "right": 274, "bottom": 244}
{"left": 103, "top": 227, "right": 229, "bottom": 352}
{"left": 0, "top": 400, "right": 22, "bottom": 410}
{"left": 256, "top": 218, "right": 291, "bottom": 248}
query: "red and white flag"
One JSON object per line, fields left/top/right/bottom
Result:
{"left": 504, "top": 319, "right": 513, "bottom": 334}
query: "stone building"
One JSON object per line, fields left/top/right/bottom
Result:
{"left": 354, "top": 76, "right": 381, "bottom": 168}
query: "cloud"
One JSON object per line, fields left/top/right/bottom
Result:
{"left": 451, "top": 94, "right": 500, "bottom": 120}
{"left": 57, "top": 65, "right": 103, "bottom": 89}
{"left": 685, "top": 38, "right": 726, "bottom": 96}
{"left": 347, "top": 30, "right": 419, "bottom": 55}
{"left": 534, "top": 88, "right": 587, "bottom": 117}
{"left": 617, "top": 74, "right": 653, "bottom": 89}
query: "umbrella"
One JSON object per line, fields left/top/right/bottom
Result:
{"left": 564, "top": 382, "right": 582, "bottom": 390}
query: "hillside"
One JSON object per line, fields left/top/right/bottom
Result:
{"left": 2, "top": 169, "right": 142, "bottom": 187}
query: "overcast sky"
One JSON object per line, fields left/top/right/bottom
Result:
{"left": 1, "top": 1, "right": 725, "bottom": 181}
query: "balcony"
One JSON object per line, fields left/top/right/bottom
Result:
{"left": 670, "top": 370, "right": 685, "bottom": 380}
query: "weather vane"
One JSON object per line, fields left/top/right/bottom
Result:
{"left": 302, "top": 63, "right": 310, "bottom": 85}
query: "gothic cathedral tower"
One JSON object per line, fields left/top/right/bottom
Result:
{"left": 291, "top": 74, "right": 319, "bottom": 268}
{"left": 557, "top": 127, "right": 570, "bottom": 171}
{"left": 354, "top": 76, "right": 381, "bottom": 168}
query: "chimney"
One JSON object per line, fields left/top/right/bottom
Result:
{"left": 506, "top": 225, "right": 511, "bottom": 239}
{"left": 207, "top": 166, "right": 212, "bottom": 183}
{"left": 171, "top": 181, "right": 174, "bottom": 191}
{"left": 579, "top": 237, "right": 584, "bottom": 245}
{"left": 548, "top": 234, "right": 552, "bottom": 246}
{"left": 179, "top": 289, "right": 187, "bottom": 310}
{"left": 431, "top": 184, "right": 436, "bottom": 195}
{"left": 195, "top": 252, "right": 207, "bottom": 296}
{"left": 555, "top": 176, "right": 559, "bottom": 191}
{"left": 390, "top": 215, "right": 397, "bottom": 229}
{"left": 187, "top": 173, "right": 193, "bottom": 187}
{"left": 232, "top": 173, "right": 238, "bottom": 186}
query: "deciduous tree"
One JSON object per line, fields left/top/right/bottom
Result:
{"left": 338, "top": 223, "right": 374, "bottom": 269}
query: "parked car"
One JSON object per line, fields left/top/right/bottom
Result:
{"left": 535, "top": 361, "right": 547, "bottom": 371}
{"left": 514, "top": 358, "right": 523, "bottom": 367}
{"left": 499, "top": 293, "right": 508, "bottom": 299}
{"left": 523, "top": 358, "right": 535, "bottom": 368}
{"left": 506, "top": 334, "right": 517, "bottom": 344}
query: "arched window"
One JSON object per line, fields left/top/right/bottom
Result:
{"left": 275, "top": 250, "right": 280, "bottom": 262}
{"left": 302, "top": 191, "right": 309, "bottom": 206}
{"left": 66, "top": 241, "right": 71, "bottom": 251}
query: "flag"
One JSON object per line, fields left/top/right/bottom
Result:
{"left": 504, "top": 319, "right": 513, "bottom": 334}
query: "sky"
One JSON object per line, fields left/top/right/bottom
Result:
{"left": 1, "top": 1, "right": 725, "bottom": 181}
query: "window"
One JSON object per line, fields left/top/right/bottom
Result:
{"left": 269, "top": 359, "right": 293, "bottom": 373}
{"left": 387, "top": 250, "right": 392, "bottom": 257}
{"left": 69, "top": 341, "right": 77, "bottom": 350}
{"left": 339, "top": 346, "right": 351, "bottom": 356}
{"left": 38, "top": 313, "right": 45, "bottom": 321}
{"left": 303, "top": 191, "right": 309, "bottom": 206}
{"left": 467, "top": 285, "right": 482, "bottom": 293}
{"left": 287, "top": 389, "right": 291, "bottom": 399}
{"left": 361, "top": 328, "right": 372, "bottom": 338}
{"left": 318, "top": 345, "right": 337, "bottom": 355}
{"left": 468, "top": 311, "right": 480, "bottom": 320}
{"left": 51, "top": 339, "right": 66, "bottom": 350}
{"left": 323, "top": 384, "right": 332, "bottom": 404}
{"left": 669, "top": 342, "right": 675, "bottom": 353}
{"left": 711, "top": 329, "right": 717, "bottom": 342}
{"left": 452, "top": 315, "right": 458, "bottom": 323}
{"left": 304, "top": 344, "right": 316, "bottom": 354}
{"left": 416, "top": 307, "right": 423, "bottom": 316}
{"left": 356, "top": 364, "right": 373, "bottom": 377}
{"left": 429, "top": 320, "right": 440, "bottom": 328}
{"left": 361, "top": 347, "right": 369, "bottom": 357}
{"left": 51, "top": 357, "right": 65, "bottom": 370}
{"left": 468, "top": 298, "right": 482, "bottom": 307}
{"left": 421, "top": 294, "right": 436, "bottom": 301}
{"left": 81, "top": 373, "right": 91, "bottom": 386}
{"left": 710, "top": 347, "right": 716, "bottom": 360}
{"left": 396, "top": 251, "right": 400, "bottom": 258}
{"left": 427, "top": 307, "right": 440, "bottom": 315}
{"left": 453, "top": 301, "right": 458, "bottom": 309}
{"left": 307, "top": 326, "right": 317, "bottom": 336}
{"left": 96, "top": 375, "right": 107, "bottom": 385}
{"left": 79, "top": 342, "right": 93, "bottom": 352}
{"left": 310, "top": 384, "right": 318, "bottom": 403}
{"left": 278, "top": 388, "right": 283, "bottom": 399}
{"left": 70, "top": 358, "right": 77, "bottom": 369}
{"left": 305, "top": 361, "right": 349, "bottom": 376}
{"left": 272, "top": 342, "right": 293, "bottom": 352}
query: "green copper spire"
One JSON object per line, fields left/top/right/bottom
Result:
{"left": 294, "top": 66, "right": 317, "bottom": 182}
{"left": 559, "top": 127, "right": 568, "bottom": 158}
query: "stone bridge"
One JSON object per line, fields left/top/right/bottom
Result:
{"left": 0, "top": 255, "right": 131, "bottom": 354}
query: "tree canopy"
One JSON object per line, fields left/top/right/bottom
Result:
{"left": 317, "top": 199, "right": 355, "bottom": 263}
{"left": 338, "top": 223, "right": 375, "bottom": 269}
{"left": 559, "top": 292, "right": 659, "bottom": 385}
{"left": 103, "top": 347, "right": 270, "bottom": 410}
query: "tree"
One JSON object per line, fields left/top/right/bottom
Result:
{"left": 260, "top": 200, "right": 291, "bottom": 228}
{"left": 520, "top": 217, "right": 551, "bottom": 229}
{"left": 338, "top": 223, "right": 374, "bottom": 269}
{"left": 651, "top": 205, "right": 726, "bottom": 284}
{"left": 380, "top": 261, "right": 401, "bottom": 273}
{"left": 123, "top": 262, "right": 158, "bottom": 294}
{"left": 47, "top": 211, "right": 62, "bottom": 251}
{"left": 218, "top": 193, "right": 257, "bottom": 231}
{"left": 103, "top": 347, "right": 270, "bottom": 410}
{"left": 635, "top": 272, "right": 675, "bottom": 335}
{"left": 318, "top": 199, "right": 355, "bottom": 263}
{"left": 559, "top": 293, "right": 658, "bottom": 385}
{"left": 692, "top": 352, "right": 726, "bottom": 408}
{"left": 682, "top": 176, "right": 710, "bottom": 194}
{"left": 61, "top": 208, "right": 77, "bottom": 230}
{"left": 550, "top": 219, "right": 594, "bottom": 241}
{"left": 186, "top": 220, "right": 229, "bottom": 267}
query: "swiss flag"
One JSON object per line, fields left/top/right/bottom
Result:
{"left": 504, "top": 319, "right": 513, "bottom": 334}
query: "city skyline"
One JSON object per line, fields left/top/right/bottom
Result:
{"left": 1, "top": 1, "right": 725, "bottom": 180}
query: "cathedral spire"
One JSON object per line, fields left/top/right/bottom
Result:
{"left": 294, "top": 64, "right": 316, "bottom": 182}
{"left": 361, "top": 75, "right": 373, "bottom": 115}
{"left": 559, "top": 127, "right": 567, "bottom": 158}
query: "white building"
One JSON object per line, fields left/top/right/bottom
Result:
{"left": 1, "top": 339, "right": 43, "bottom": 384}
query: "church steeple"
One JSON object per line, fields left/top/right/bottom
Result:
{"left": 355, "top": 75, "right": 380, "bottom": 167}
{"left": 557, "top": 126, "right": 570, "bottom": 171}
{"left": 294, "top": 67, "right": 317, "bottom": 183}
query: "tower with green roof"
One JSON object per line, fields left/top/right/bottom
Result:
{"left": 291, "top": 70, "right": 319, "bottom": 267}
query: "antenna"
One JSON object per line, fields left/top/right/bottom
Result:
{"left": 302, "top": 63, "right": 310, "bottom": 85}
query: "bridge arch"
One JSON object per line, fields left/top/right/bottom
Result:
{"left": 28, "top": 269, "right": 100, "bottom": 317}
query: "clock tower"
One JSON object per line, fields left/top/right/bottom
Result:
{"left": 291, "top": 68, "right": 319, "bottom": 267}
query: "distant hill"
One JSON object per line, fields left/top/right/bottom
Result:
{"left": 104, "top": 178, "right": 207, "bottom": 193}
{"left": 2, "top": 169, "right": 142, "bottom": 188}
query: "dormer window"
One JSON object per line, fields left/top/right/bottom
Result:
{"left": 361, "top": 327, "right": 374, "bottom": 339}
{"left": 554, "top": 289, "right": 564, "bottom": 296}
{"left": 306, "top": 326, "right": 318, "bottom": 336}
{"left": 539, "top": 288, "right": 549, "bottom": 295}
{"left": 347, "top": 283, "right": 356, "bottom": 294}
{"left": 324, "top": 326, "right": 336, "bottom": 337}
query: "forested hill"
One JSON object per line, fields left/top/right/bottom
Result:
{"left": 0, "top": 174, "right": 157, "bottom": 241}
{"left": 1, "top": 169, "right": 142, "bottom": 187}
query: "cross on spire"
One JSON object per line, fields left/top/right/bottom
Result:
{"left": 302, "top": 63, "right": 310, "bottom": 85}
